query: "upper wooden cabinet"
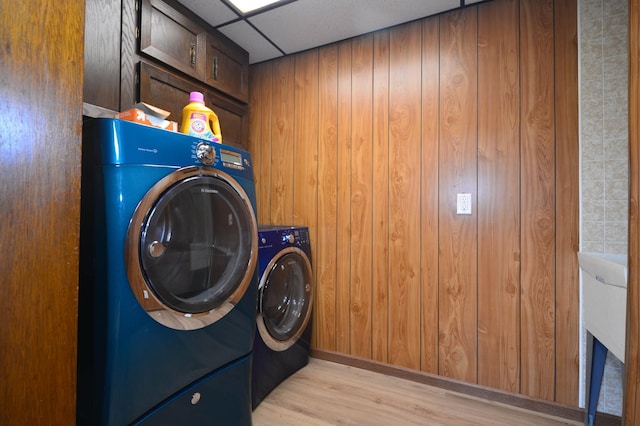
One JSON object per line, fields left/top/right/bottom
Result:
{"left": 139, "top": 0, "right": 249, "bottom": 103}
{"left": 205, "top": 33, "right": 249, "bottom": 103}
{"left": 139, "top": 0, "right": 206, "bottom": 81}
{"left": 84, "top": 0, "right": 251, "bottom": 147}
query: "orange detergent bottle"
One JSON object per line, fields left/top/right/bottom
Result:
{"left": 180, "top": 91, "right": 222, "bottom": 143}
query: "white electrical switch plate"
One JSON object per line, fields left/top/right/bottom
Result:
{"left": 457, "top": 193, "right": 472, "bottom": 215}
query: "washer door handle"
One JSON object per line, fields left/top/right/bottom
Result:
{"left": 148, "top": 240, "right": 166, "bottom": 258}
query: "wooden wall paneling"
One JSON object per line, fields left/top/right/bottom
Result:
{"left": 316, "top": 44, "right": 339, "bottom": 351}
{"left": 476, "top": 0, "right": 521, "bottom": 393}
{"left": 437, "top": 7, "right": 478, "bottom": 383}
{"left": 336, "top": 41, "right": 353, "bottom": 353}
{"left": 248, "top": 0, "right": 580, "bottom": 407}
{"left": 293, "top": 51, "right": 320, "bottom": 345}
{"left": 420, "top": 16, "right": 440, "bottom": 375}
{"left": 0, "top": 1, "right": 83, "bottom": 423}
{"left": 248, "top": 61, "right": 273, "bottom": 224}
{"left": 247, "top": 63, "right": 260, "bottom": 202}
{"left": 261, "top": 62, "right": 275, "bottom": 223}
{"left": 270, "top": 57, "right": 296, "bottom": 224}
{"left": 350, "top": 35, "right": 374, "bottom": 359}
{"left": 626, "top": 0, "right": 640, "bottom": 422}
{"left": 519, "top": 0, "right": 556, "bottom": 401}
{"left": 553, "top": 0, "right": 580, "bottom": 406}
{"left": 293, "top": 50, "right": 319, "bottom": 227}
{"left": 388, "top": 21, "right": 423, "bottom": 370}
{"left": 372, "top": 30, "right": 391, "bottom": 364}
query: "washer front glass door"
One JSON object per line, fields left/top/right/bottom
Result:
{"left": 258, "top": 248, "right": 313, "bottom": 351}
{"left": 126, "top": 167, "right": 257, "bottom": 330}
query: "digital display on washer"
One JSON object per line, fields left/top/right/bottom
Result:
{"left": 221, "top": 149, "right": 242, "bottom": 165}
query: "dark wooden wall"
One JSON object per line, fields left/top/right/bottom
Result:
{"left": 0, "top": 0, "right": 84, "bottom": 423}
{"left": 248, "top": 0, "right": 579, "bottom": 405}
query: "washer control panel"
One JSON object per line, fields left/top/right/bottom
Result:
{"left": 189, "top": 139, "right": 252, "bottom": 180}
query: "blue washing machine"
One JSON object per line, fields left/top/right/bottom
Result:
{"left": 77, "top": 118, "right": 258, "bottom": 425}
{"left": 252, "top": 225, "right": 314, "bottom": 409}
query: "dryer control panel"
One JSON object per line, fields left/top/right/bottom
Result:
{"left": 258, "top": 226, "right": 311, "bottom": 251}
{"left": 280, "top": 228, "right": 309, "bottom": 248}
{"left": 282, "top": 232, "right": 295, "bottom": 244}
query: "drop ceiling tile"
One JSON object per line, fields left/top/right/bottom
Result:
{"left": 178, "top": 0, "right": 239, "bottom": 26}
{"left": 249, "top": 0, "right": 460, "bottom": 54}
{"left": 218, "top": 20, "right": 284, "bottom": 64}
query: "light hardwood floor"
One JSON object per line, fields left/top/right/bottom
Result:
{"left": 252, "top": 358, "right": 581, "bottom": 426}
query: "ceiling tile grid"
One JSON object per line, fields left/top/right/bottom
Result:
{"left": 179, "top": 0, "right": 479, "bottom": 64}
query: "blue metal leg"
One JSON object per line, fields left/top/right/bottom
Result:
{"left": 587, "top": 338, "right": 607, "bottom": 426}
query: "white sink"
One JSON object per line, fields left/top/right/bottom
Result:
{"left": 579, "top": 252, "right": 628, "bottom": 363}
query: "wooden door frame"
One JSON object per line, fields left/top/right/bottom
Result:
{"left": 625, "top": 0, "right": 640, "bottom": 423}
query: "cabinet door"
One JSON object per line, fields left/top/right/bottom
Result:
{"left": 140, "top": 0, "right": 206, "bottom": 81}
{"left": 205, "top": 33, "right": 249, "bottom": 103}
{"left": 139, "top": 61, "right": 248, "bottom": 149}
{"left": 204, "top": 90, "right": 248, "bottom": 149}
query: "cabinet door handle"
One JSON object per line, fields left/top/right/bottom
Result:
{"left": 190, "top": 43, "right": 196, "bottom": 66}
{"left": 213, "top": 56, "right": 218, "bottom": 80}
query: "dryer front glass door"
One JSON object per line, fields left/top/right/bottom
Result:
{"left": 126, "top": 167, "right": 257, "bottom": 330}
{"left": 258, "top": 249, "right": 313, "bottom": 351}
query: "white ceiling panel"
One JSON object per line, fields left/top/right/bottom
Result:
{"left": 218, "top": 20, "right": 285, "bottom": 63}
{"left": 179, "top": 0, "right": 238, "bottom": 26}
{"left": 178, "top": 0, "right": 480, "bottom": 64}
{"left": 248, "top": 0, "right": 460, "bottom": 55}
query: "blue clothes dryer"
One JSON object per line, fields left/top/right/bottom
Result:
{"left": 77, "top": 118, "right": 258, "bottom": 425}
{"left": 252, "top": 226, "right": 314, "bottom": 409}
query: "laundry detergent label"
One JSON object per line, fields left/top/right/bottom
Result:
{"left": 187, "top": 112, "right": 215, "bottom": 141}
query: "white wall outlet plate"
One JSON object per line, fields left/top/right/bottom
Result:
{"left": 457, "top": 193, "right": 472, "bottom": 215}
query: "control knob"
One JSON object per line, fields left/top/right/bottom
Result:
{"left": 196, "top": 142, "right": 215, "bottom": 165}
{"left": 283, "top": 233, "right": 295, "bottom": 244}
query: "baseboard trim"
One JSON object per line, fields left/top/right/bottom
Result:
{"left": 310, "top": 349, "right": 622, "bottom": 425}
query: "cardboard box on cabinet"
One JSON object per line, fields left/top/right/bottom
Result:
{"left": 115, "top": 102, "right": 178, "bottom": 131}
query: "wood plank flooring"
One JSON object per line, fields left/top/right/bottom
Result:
{"left": 252, "top": 358, "right": 581, "bottom": 426}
